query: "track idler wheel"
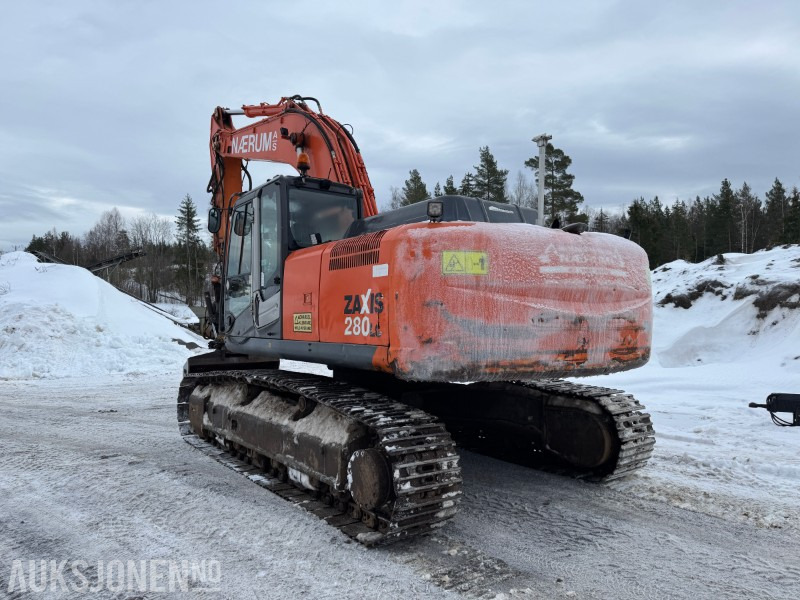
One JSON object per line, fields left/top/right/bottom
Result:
{"left": 544, "top": 400, "right": 616, "bottom": 470}
{"left": 347, "top": 448, "right": 393, "bottom": 511}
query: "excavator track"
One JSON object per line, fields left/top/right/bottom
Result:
{"left": 177, "top": 369, "right": 462, "bottom": 546}
{"left": 423, "top": 379, "right": 656, "bottom": 481}
{"left": 335, "top": 371, "right": 655, "bottom": 482}
{"left": 517, "top": 379, "right": 656, "bottom": 481}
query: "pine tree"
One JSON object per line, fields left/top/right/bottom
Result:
{"left": 688, "top": 196, "right": 709, "bottom": 262}
{"left": 401, "top": 169, "right": 429, "bottom": 205}
{"left": 593, "top": 208, "right": 609, "bottom": 232}
{"left": 176, "top": 194, "right": 200, "bottom": 247}
{"left": 175, "top": 194, "right": 204, "bottom": 305}
{"left": 524, "top": 143, "right": 584, "bottom": 223}
{"left": 473, "top": 146, "right": 509, "bottom": 203}
{"left": 460, "top": 173, "right": 476, "bottom": 197}
{"left": 443, "top": 175, "right": 458, "bottom": 196}
{"left": 25, "top": 234, "right": 47, "bottom": 254}
{"left": 668, "top": 199, "right": 692, "bottom": 261}
{"left": 433, "top": 182, "right": 442, "bottom": 197}
{"left": 626, "top": 197, "right": 647, "bottom": 246}
{"left": 787, "top": 186, "right": 800, "bottom": 244}
{"left": 710, "top": 179, "right": 738, "bottom": 253}
{"left": 764, "top": 178, "right": 787, "bottom": 245}
{"left": 626, "top": 196, "right": 668, "bottom": 268}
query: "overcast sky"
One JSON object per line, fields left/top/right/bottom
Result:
{"left": 1, "top": 0, "right": 798, "bottom": 249}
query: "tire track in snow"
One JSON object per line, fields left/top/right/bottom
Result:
{"left": 446, "top": 451, "right": 800, "bottom": 599}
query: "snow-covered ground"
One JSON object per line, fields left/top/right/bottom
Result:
{"left": 1, "top": 248, "right": 799, "bottom": 598}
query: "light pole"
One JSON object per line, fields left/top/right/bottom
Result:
{"left": 532, "top": 133, "right": 552, "bottom": 226}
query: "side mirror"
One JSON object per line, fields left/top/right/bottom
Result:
{"left": 208, "top": 207, "right": 221, "bottom": 234}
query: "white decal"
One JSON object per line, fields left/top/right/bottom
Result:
{"left": 541, "top": 243, "right": 625, "bottom": 268}
{"left": 539, "top": 266, "right": 628, "bottom": 277}
{"left": 231, "top": 131, "right": 279, "bottom": 154}
{"left": 359, "top": 288, "right": 372, "bottom": 314}
{"left": 344, "top": 316, "right": 371, "bottom": 337}
{"left": 372, "top": 263, "right": 388, "bottom": 278}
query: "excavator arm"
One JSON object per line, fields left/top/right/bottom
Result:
{"left": 207, "top": 95, "right": 377, "bottom": 256}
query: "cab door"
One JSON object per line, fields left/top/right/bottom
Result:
{"left": 253, "top": 184, "right": 282, "bottom": 337}
{"left": 224, "top": 200, "right": 256, "bottom": 340}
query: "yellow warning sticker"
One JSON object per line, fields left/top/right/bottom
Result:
{"left": 293, "top": 312, "right": 312, "bottom": 333}
{"left": 441, "top": 251, "right": 489, "bottom": 275}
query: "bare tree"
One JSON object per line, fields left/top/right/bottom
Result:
{"left": 129, "top": 213, "right": 174, "bottom": 302}
{"left": 85, "top": 208, "right": 127, "bottom": 262}
{"left": 84, "top": 208, "right": 130, "bottom": 286}
{"left": 509, "top": 170, "right": 536, "bottom": 208}
{"left": 737, "top": 182, "right": 761, "bottom": 254}
{"left": 389, "top": 186, "right": 403, "bottom": 210}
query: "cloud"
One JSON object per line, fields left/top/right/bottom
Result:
{"left": 1, "top": 0, "right": 799, "bottom": 249}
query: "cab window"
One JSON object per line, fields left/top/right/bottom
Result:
{"left": 260, "top": 187, "right": 279, "bottom": 286}
{"left": 288, "top": 188, "right": 358, "bottom": 249}
{"left": 226, "top": 202, "right": 253, "bottom": 316}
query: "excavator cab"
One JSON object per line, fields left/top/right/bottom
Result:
{"left": 215, "top": 175, "right": 363, "bottom": 341}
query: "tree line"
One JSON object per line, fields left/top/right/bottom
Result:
{"left": 391, "top": 143, "right": 585, "bottom": 226}
{"left": 617, "top": 178, "right": 800, "bottom": 268}
{"left": 25, "top": 195, "right": 213, "bottom": 305}
{"left": 391, "top": 146, "right": 800, "bottom": 269}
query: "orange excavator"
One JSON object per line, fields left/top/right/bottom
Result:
{"left": 178, "top": 95, "right": 655, "bottom": 545}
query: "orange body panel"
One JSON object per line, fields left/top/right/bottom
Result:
{"left": 282, "top": 247, "right": 322, "bottom": 341}
{"left": 317, "top": 243, "right": 391, "bottom": 348}
{"left": 282, "top": 237, "right": 391, "bottom": 348}
{"left": 282, "top": 221, "right": 652, "bottom": 382}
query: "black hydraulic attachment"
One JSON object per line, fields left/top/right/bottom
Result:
{"left": 749, "top": 394, "right": 800, "bottom": 427}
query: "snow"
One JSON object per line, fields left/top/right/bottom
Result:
{"left": 288, "top": 467, "right": 318, "bottom": 490}
{"left": 0, "top": 252, "right": 205, "bottom": 379}
{"left": 580, "top": 244, "right": 800, "bottom": 530}
{"left": 153, "top": 303, "right": 200, "bottom": 325}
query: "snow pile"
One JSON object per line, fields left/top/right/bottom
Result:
{"left": 582, "top": 244, "right": 800, "bottom": 530}
{"left": 0, "top": 252, "right": 205, "bottom": 379}
{"left": 651, "top": 245, "right": 800, "bottom": 370}
{"left": 154, "top": 302, "right": 199, "bottom": 325}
